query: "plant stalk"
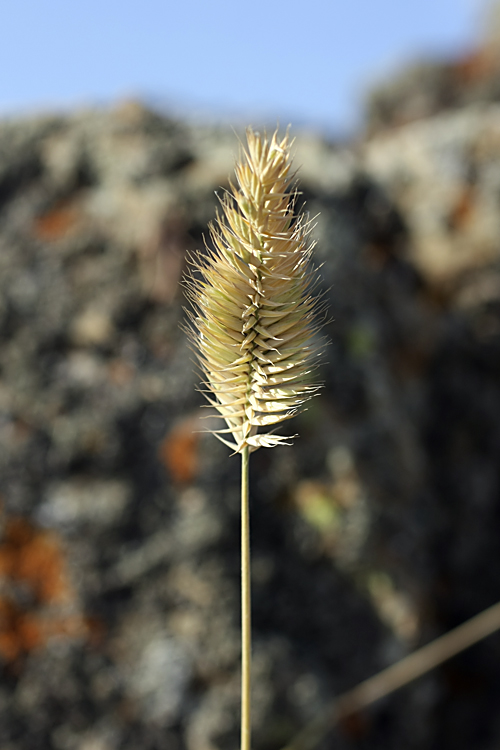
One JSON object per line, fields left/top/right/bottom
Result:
{"left": 241, "top": 445, "right": 251, "bottom": 750}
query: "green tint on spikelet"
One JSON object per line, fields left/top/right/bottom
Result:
{"left": 185, "top": 128, "right": 323, "bottom": 453}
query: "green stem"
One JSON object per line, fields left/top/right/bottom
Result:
{"left": 241, "top": 445, "right": 251, "bottom": 750}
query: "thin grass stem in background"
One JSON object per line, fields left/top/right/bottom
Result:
{"left": 281, "top": 600, "right": 500, "bottom": 750}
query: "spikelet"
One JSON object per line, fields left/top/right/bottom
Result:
{"left": 185, "top": 128, "right": 323, "bottom": 453}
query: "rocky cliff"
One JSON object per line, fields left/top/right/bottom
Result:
{"left": 0, "top": 37, "right": 500, "bottom": 750}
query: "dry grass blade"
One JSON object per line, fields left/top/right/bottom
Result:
{"left": 185, "top": 127, "right": 324, "bottom": 453}
{"left": 281, "top": 600, "right": 500, "bottom": 750}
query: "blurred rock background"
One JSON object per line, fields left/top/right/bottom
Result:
{"left": 1, "top": 20, "right": 500, "bottom": 750}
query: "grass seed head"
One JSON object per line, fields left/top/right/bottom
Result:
{"left": 185, "top": 127, "right": 324, "bottom": 453}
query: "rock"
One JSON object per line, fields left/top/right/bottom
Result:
{"left": 70, "top": 308, "right": 115, "bottom": 347}
{"left": 38, "top": 479, "right": 130, "bottom": 528}
{"left": 363, "top": 105, "right": 500, "bottom": 286}
{"left": 0, "top": 42, "right": 499, "bottom": 750}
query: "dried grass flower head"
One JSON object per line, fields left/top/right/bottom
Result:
{"left": 185, "top": 127, "right": 324, "bottom": 453}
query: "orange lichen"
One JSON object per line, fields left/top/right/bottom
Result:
{"left": 447, "top": 185, "right": 476, "bottom": 233}
{"left": 159, "top": 417, "right": 200, "bottom": 485}
{"left": 451, "top": 48, "right": 498, "bottom": 87}
{"left": 0, "top": 598, "right": 44, "bottom": 662}
{"left": 33, "top": 200, "right": 81, "bottom": 241}
{"left": 0, "top": 515, "right": 90, "bottom": 664}
{"left": 0, "top": 517, "right": 71, "bottom": 604}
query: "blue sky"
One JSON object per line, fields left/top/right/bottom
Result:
{"left": 0, "top": 0, "right": 491, "bottom": 135}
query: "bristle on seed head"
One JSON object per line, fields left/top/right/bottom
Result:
{"left": 185, "top": 127, "right": 324, "bottom": 453}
